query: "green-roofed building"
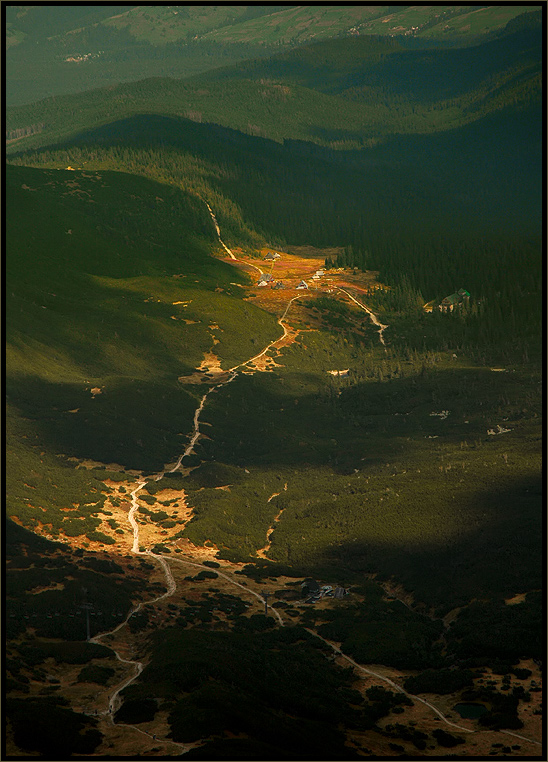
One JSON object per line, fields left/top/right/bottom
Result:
{"left": 440, "top": 288, "right": 470, "bottom": 312}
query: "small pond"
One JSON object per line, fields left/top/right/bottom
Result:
{"left": 453, "top": 702, "right": 488, "bottom": 719}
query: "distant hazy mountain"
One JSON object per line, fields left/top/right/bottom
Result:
{"left": 6, "top": 14, "right": 541, "bottom": 157}
{"left": 5, "top": 5, "right": 539, "bottom": 106}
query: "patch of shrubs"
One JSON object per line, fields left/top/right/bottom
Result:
{"left": 77, "top": 664, "right": 115, "bottom": 685}
{"left": 152, "top": 543, "right": 171, "bottom": 553}
{"left": 512, "top": 667, "right": 532, "bottom": 680}
{"left": 383, "top": 723, "right": 428, "bottom": 750}
{"left": 81, "top": 557, "right": 123, "bottom": 574}
{"left": 85, "top": 531, "right": 116, "bottom": 545}
{"left": 350, "top": 686, "right": 413, "bottom": 729}
{"left": 233, "top": 614, "right": 277, "bottom": 633}
{"left": 102, "top": 471, "right": 126, "bottom": 482}
{"left": 234, "top": 562, "right": 294, "bottom": 581}
{"left": 20, "top": 639, "right": 114, "bottom": 665}
{"left": 115, "top": 697, "right": 158, "bottom": 724}
{"left": 183, "top": 462, "right": 244, "bottom": 490}
{"left": 7, "top": 697, "right": 102, "bottom": 756}
{"left": 155, "top": 474, "right": 186, "bottom": 491}
{"left": 432, "top": 728, "right": 465, "bottom": 747}
{"left": 404, "top": 667, "right": 474, "bottom": 695}
{"left": 185, "top": 570, "right": 218, "bottom": 581}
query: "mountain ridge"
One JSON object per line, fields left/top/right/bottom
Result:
{"left": 6, "top": 21, "right": 541, "bottom": 158}
{"left": 6, "top": 5, "right": 539, "bottom": 106}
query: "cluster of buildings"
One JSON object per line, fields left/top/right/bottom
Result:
{"left": 424, "top": 288, "right": 470, "bottom": 313}
{"left": 257, "top": 254, "right": 327, "bottom": 291}
{"left": 256, "top": 275, "right": 312, "bottom": 290}
{"left": 64, "top": 51, "right": 103, "bottom": 63}
{"left": 301, "top": 578, "right": 348, "bottom": 604}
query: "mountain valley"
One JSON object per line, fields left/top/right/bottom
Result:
{"left": 5, "top": 7, "right": 543, "bottom": 759}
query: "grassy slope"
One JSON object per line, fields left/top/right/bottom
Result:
{"left": 201, "top": 5, "right": 536, "bottom": 44}
{"left": 101, "top": 5, "right": 289, "bottom": 45}
{"left": 4, "top": 7, "right": 284, "bottom": 106}
{"left": 4, "top": 5, "right": 285, "bottom": 50}
{"left": 181, "top": 326, "right": 542, "bottom": 611}
{"left": 6, "top": 164, "right": 280, "bottom": 535}
{"left": 201, "top": 5, "right": 394, "bottom": 44}
{"left": 8, "top": 161, "right": 541, "bottom": 599}
{"left": 7, "top": 5, "right": 534, "bottom": 49}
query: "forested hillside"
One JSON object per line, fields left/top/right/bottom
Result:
{"left": 5, "top": 5, "right": 284, "bottom": 106}
{"left": 6, "top": 163, "right": 278, "bottom": 512}
{"left": 205, "top": 18, "right": 541, "bottom": 104}
{"left": 8, "top": 91, "right": 542, "bottom": 362}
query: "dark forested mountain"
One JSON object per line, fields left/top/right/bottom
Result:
{"left": 203, "top": 16, "right": 542, "bottom": 102}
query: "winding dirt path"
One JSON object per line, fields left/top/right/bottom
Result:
{"left": 336, "top": 286, "right": 388, "bottom": 347}
{"left": 168, "top": 292, "right": 301, "bottom": 473}
{"left": 87, "top": 482, "right": 189, "bottom": 752}
{"left": 204, "top": 202, "right": 237, "bottom": 261}
{"left": 166, "top": 381, "right": 235, "bottom": 473}
{"left": 84, "top": 206, "right": 540, "bottom": 755}
{"left": 257, "top": 483, "right": 288, "bottom": 559}
{"left": 85, "top": 238, "right": 299, "bottom": 745}
{"left": 204, "top": 200, "right": 263, "bottom": 275}
{"left": 168, "top": 556, "right": 285, "bottom": 627}
{"left": 230, "top": 295, "right": 302, "bottom": 373}
{"left": 305, "top": 630, "right": 542, "bottom": 749}
{"left": 305, "top": 630, "right": 474, "bottom": 734}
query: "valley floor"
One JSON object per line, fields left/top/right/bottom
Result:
{"left": 6, "top": 193, "right": 542, "bottom": 758}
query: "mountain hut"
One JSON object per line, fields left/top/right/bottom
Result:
{"left": 439, "top": 293, "right": 461, "bottom": 312}
{"left": 301, "top": 578, "right": 320, "bottom": 596}
{"left": 440, "top": 288, "right": 470, "bottom": 312}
